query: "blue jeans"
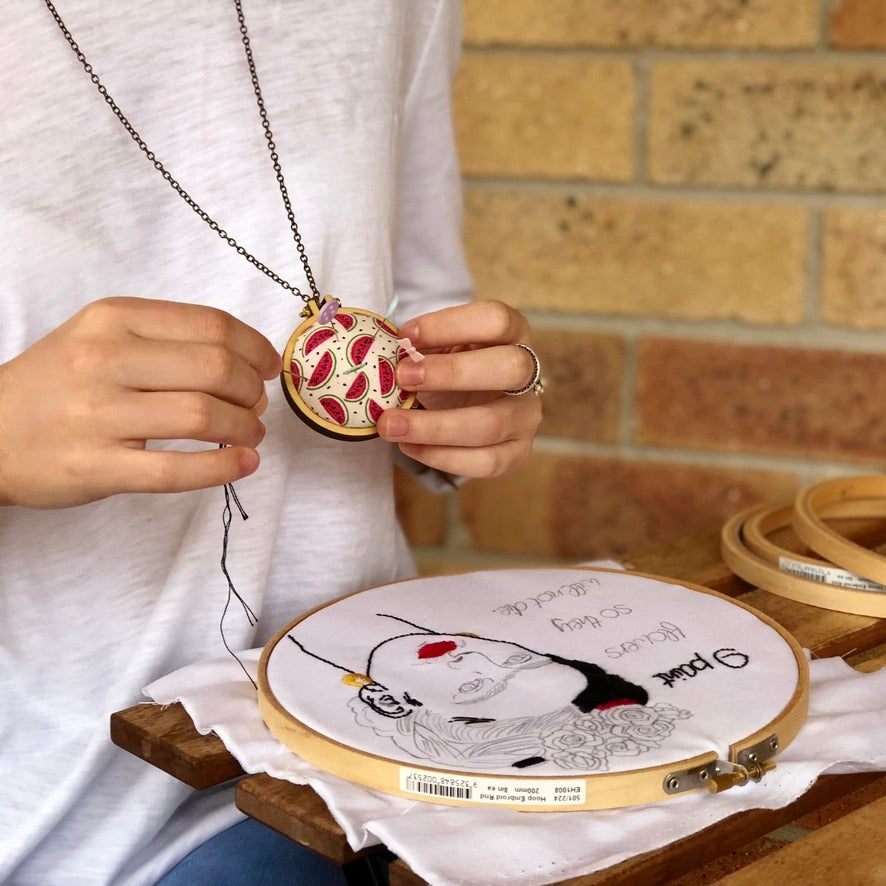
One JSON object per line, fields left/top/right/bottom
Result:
{"left": 156, "top": 818, "right": 348, "bottom": 886}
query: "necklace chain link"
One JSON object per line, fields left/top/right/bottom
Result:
{"left": 43, "top": 0, "right": 319, "bottom": 303}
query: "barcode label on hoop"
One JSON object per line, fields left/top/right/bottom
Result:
{"left": 399, "top": 767, "right": 586, "bottom": 806}
{"left": 778, "top": 556, "right": 886, "bottom": 592}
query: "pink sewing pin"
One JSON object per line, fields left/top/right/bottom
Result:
{"left": 397, "top": 337, "right": 424, "bottom": 363}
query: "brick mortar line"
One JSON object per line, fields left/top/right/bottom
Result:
{"left": 634, "top": 56, "right": 650, "bottom": 184}
{"left": 619, "top": 335, "right": 638, "bottom": 448}
{"left": 462, "top": 179, "right": 886, "bottom": 206}
{"left": 521, "top": 313, "right": 886, "bottom": 351}
{"left": 531, "top": 436, "right": 877, "bottom": 478}
{"left": 806, "top": 208, "right": 825, "bottom": 324}
{"left": 820, "top": 0, "right": 837, "bottom": 49}
{"left": 460, "top": 46, "right": 886, "bottom": 63}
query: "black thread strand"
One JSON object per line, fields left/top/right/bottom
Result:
{"left": 287, "top": 634, "right": 353, "bottom": 673}
{"left": 220, "top": 478, "right": 258, "bottom": 689}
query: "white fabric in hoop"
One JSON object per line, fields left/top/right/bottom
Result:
{"left": 263, "top": 569, "right": 801, "bottom": 783}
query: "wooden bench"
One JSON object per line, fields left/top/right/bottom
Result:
{"left": 111, "top": 527, "right": 886, "bottom": 884}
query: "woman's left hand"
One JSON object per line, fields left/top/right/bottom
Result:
{"left": 376, "top": 300, "right": 542, "bottom": 477}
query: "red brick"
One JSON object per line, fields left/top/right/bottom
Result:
{"left": 830, "top": 0, "right": 886, "bottom": 48}
{"left": 459, "top": 453, "right": 797, "bottom": 560}
{"left": 532, "top": 328, "right": 625, "bottom": 443}
{"left": 636, "top": 338, "right": 886, "bottom": 461}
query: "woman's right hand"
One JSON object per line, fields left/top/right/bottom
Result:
{"left": 0, "top": 296, "right": 282, "bottom": 508}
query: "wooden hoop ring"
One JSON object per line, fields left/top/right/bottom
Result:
{"left": 743, "top": 500, "right": 886, "bottom": 570}
{"left": 721, "top": 506, "right": 886, "bottom": 618}
{"left": 259, "top": 568, "right": 808, "bottom": 812}
{"left": 792, "top": 476, "right": 886, "bottom": 588}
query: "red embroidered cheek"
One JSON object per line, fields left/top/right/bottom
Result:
{"left": 418, "top": 640, "right": 457, "bottom": 660}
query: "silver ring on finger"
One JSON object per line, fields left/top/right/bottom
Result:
{"left": 503, "top": 343, "right": 544, "bottom": 396}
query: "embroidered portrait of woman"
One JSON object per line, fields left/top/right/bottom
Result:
{"left": 288, "top": 614, "right": 692, "bottom": 773}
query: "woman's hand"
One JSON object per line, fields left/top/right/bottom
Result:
{"left": 377, "top": 300, "right": 542, "bottom": 478}
{"left": 0, "top": 297, "right": 281, "bottom": 508}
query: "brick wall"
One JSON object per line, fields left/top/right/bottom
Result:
{"left": 395, "top": 0, "right": 886, "bottom": 573}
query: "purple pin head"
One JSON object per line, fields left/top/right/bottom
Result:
{"left": 318, "top": 297, "right": 341, "bottom": 325}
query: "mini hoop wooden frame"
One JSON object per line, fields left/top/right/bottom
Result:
{"left": 258, "top": 569, "right": 808, "bottom": 812}
{"left": 280, "top": 299, "right": 418, "bottom": 441}
{"left": 721, "top": 505, "right": 886, "bottom": 618}
{"left": 792, "top": 476, "right": 886, "bottom": 588}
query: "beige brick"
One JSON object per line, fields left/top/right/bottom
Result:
{"left": 464, "top": 0, "right": 818, "bottom": 49}
{"left": 532, "top": 328, "right": 625, "bottom": 443}
{"left": 393, "top": 467, "right": 448, "bottom": 546}
{"left": 822, "top": 208, "right": 886, "bottom": 329}
{"left": 830, "top": 0, "right": 886, "bottom": 49}
{"left": 464, "top": 189, "right": 807, "bottom": 323}
{"left": 636, "top": 338, "right": 886, "bottom": 461}
{"left": 453, "top": 54, "right": 633, "bottom": 180}
{"left": 459, "top": 453, "right": 797, "bottom": 560}
{"left": 649, "top": 62, "right": 886, "bottom": 191}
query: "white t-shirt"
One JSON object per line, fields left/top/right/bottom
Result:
{"left": 0, "top": 2, "right": 470, "bottom": 883}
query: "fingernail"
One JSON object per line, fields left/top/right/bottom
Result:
{"left": 398, "top": 363, "right": 425, "bottom": 387}
{"left": 240, "top": 448, "right": 260, "bottom": 476}
{"left": 400, "top": 320, "right": 418, "bottom": 341}
{"left": 385, "top": 413, "right": 410, "bottom": 438}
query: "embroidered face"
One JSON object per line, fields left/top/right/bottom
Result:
{"left": 366, "top": 634, "right": 587, "bottom": 719}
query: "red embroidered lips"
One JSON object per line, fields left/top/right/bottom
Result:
{"left": 418, "top": 640, "right": 458, "bottom": 660}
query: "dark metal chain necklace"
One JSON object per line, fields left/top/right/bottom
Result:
{"left": 44, "top": 0, "right": 318, "bottom": 303}
{"left": 43, "top": 0, "right": 419, "bottom": 442}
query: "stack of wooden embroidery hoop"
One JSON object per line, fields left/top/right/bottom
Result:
{"left": 721, "top": 474, "right": 886, "bottom": 617}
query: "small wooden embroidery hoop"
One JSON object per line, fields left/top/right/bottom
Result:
{"left": 258, "top": 569, "right": 808, "bottom": 812}
{"left": 721, "top": 505, "right": 886, "bottom": 618}
{"left": 280, "top": 301, "right": 418, "bottom": 441}
{"left": 792, "top": 476, "right": 886, "bottom": 588}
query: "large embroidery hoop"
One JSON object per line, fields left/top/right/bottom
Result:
{"left": 258, "top": 568, "right": 808, "bottom": 811}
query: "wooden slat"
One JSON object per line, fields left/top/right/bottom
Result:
{"left": 388, "top": 859, "right": 428, "bottom": 886}
{"left": 388, "top": 773, "right": 886, "bottom": 886}
{"left": 715, "top": 793, "right": 886, "bottom": 885}
{"left": 626, "top": 528, "right": 749, "bottom": 597}
{"left": 110, "top": 702, "right": 243, "bottom": 790}
{"left": 850, "top": 642, "right": 886, "bottom": 672}
{"left": 234, "top": 773, "right": 376, "bottom": 866}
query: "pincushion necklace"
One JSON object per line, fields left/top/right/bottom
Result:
{"left": 44, "top": 0, "right": 419, "bottom": 441}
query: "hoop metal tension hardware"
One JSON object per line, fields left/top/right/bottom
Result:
{"left": 663, "top": 734, "right": 779, "bottom": 796}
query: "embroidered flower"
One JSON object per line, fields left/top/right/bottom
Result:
{"left": 538, "top": 703, "right": 692, "bottom": 771}
{"left": 603, "top": 702, "right": 692, "bottom": 750}
{"left": 539, "top": 715, "right": 615, "bottom": 770}
{"left": 601, "top": 736, "right": 646, "bottom": 757}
